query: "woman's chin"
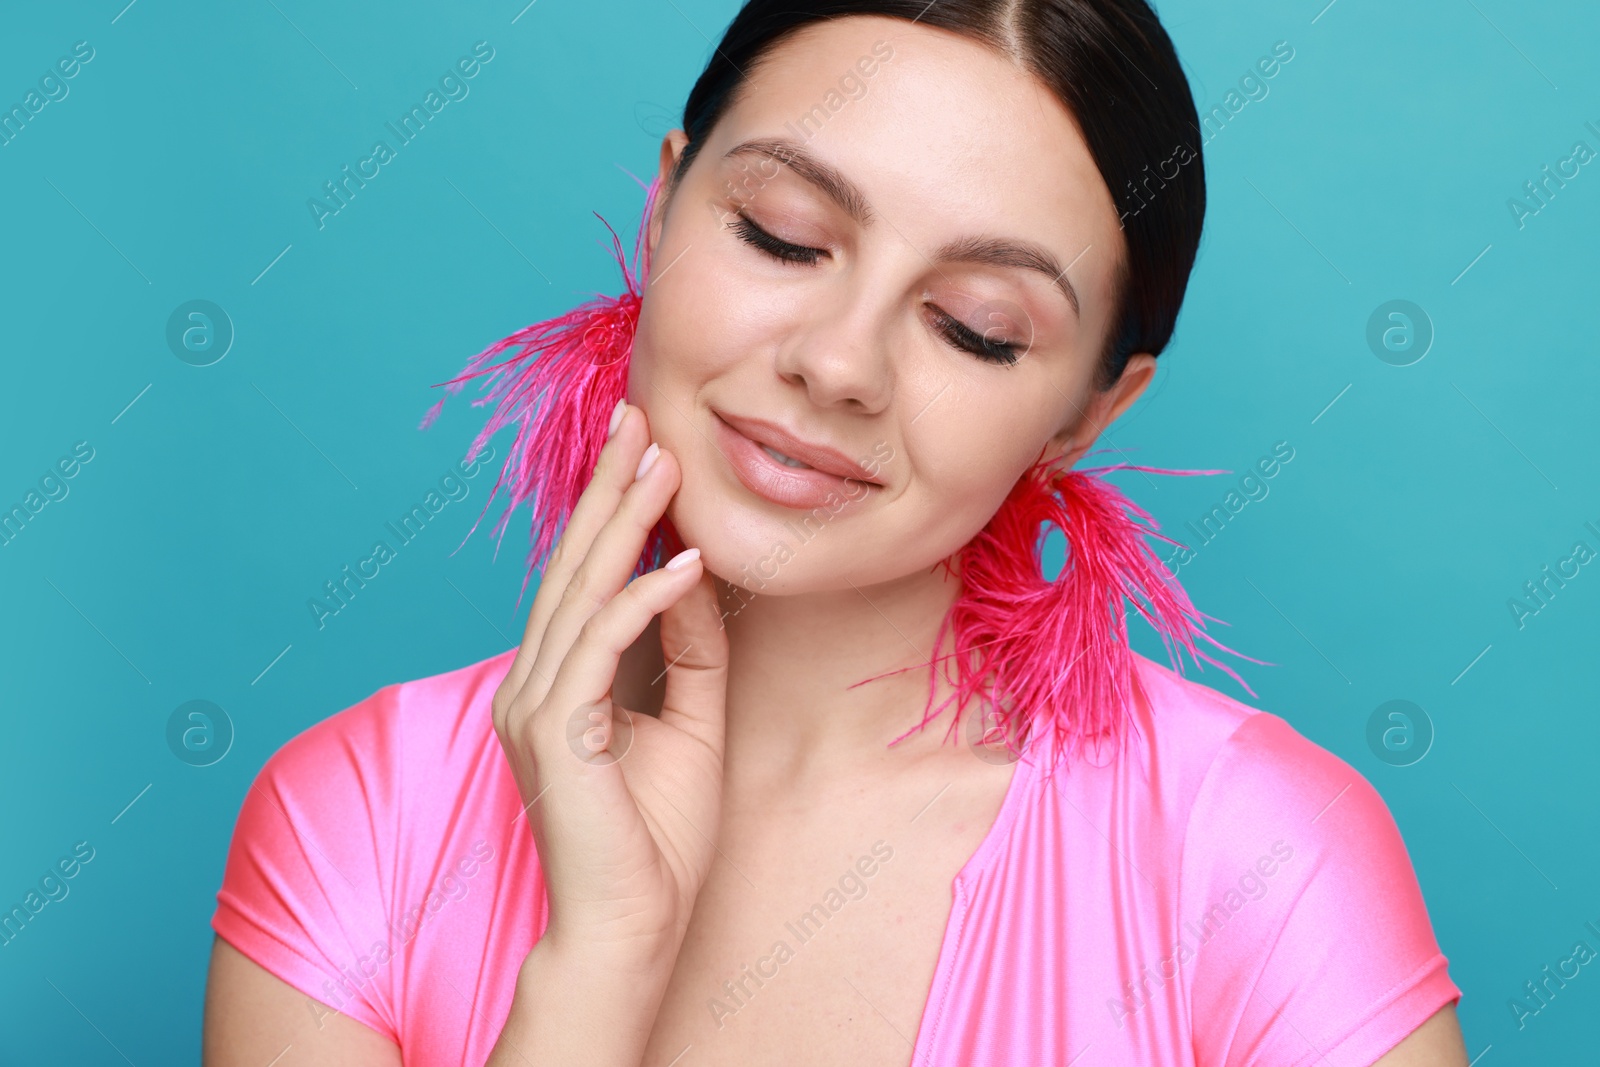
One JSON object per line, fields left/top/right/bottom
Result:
{"left": 664, "top": 506, "right": 804, "bottom": 598}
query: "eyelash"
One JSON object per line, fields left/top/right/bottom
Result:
{"left": 728, "top": 212, "right": 1023, "bottom": 367}
{"left": 929, "top": 310, "right": 1023, "bottom": 367}
{"left": 731, "top": 213, "right": 821, "bottom": 266}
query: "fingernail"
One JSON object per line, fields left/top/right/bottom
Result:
{"left": 607, "top": 399, "right": 626, "bottom": 438}
{"left": 665, "top": 547, "right": 700, "bottom": 571}
{"left": 634, "top": 442, "right": 660, "bottom": 481}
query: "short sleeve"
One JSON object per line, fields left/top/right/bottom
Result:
{"left": 211, "top": 683, "right": 405, "bottom": 1041}
{"left": 1181, "top": 712, "right": 1460, "bottom": 1067}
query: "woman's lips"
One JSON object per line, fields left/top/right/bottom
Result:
{"left": 712, "top": 414, "right": 877, "bottom": 511}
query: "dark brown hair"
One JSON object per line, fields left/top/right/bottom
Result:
{"left": 666, "top": 0, "right": 1205, "bottom": 392}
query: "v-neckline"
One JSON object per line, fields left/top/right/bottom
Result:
{"left": 907, "top": 731, "right": 1048, "bottom": 1066}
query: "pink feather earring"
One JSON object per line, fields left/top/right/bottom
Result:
{"left": 421, "top": 174, "right": 1262, "bottom": 767}
{"left": 419, "top": 175, "right": 680, "bottom": 613}
{"left": 869, "top": 450, "right": 1266, "bottom": 775}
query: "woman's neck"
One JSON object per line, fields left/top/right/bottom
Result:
{"left": 613, "top": 563, "right": 971, "bottom": 784}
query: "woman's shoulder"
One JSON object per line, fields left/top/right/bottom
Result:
{"left": 1124, "top": 657, "right": 1461, "bottom": 1062}
{"left": 1127, "top": 650, "right": 1363, "bottom": 817}
{"left": 1124, "top": 651, "right": 1425, "bottom": 900}
{"left": 228, "top": 645, "right": 521, "bottom": 872}
{"left": 213, "top": 645, "right": 527, "bottom": 1041}
{"left": 256, "top": 644, "right": 518, "bottom": 791}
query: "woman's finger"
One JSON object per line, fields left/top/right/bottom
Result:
{"left": 534, "top": 547, "right": 705, "bottom": 743}
{"left": 526, "top": 441, "right": 682, "bottom": 699}
{"left": 500, "top": 402, "right": 650, "bottom": 705}
{"left": 654, "top": 568, "right": 730, "bottom": 751}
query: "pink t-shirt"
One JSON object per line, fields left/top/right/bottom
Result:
{"left": 212, "top": 646, "right": 1460, "bottom": 1066}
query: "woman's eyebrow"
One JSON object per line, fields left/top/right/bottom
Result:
{"left": 722, "top": 137, "right": 1081, "bottom": 318}
{"left": 934, "top": 235, "right": 1082, "bottom": 319}
{"left": 725, "top": 138, "right": 876, "bottom": 225}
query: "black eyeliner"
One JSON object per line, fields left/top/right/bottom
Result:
{"left": 931, "top": 309, "right": 1022, "bottom": 366}
{"left": 730, "top": 213, "right": 821, "bottom": 265}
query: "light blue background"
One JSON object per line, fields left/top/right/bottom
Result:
{"left": 2, "top": 0, "right": 1596, "bottom": 1062}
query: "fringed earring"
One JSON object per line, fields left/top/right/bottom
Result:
{"left": 879, "top": 449, "right": 1266, "bottom": 773}
{"left": 418, "top": 175, "right": 679, "bottom": 611}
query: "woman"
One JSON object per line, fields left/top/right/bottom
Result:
{"left": 203, "top": 3, "right": 1469, "bottom": 1065}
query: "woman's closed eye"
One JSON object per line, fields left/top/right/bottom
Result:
{"left": 928, "top": 310, "right": 1024, "bottom": 369}
{"left": 730, "top": 212, "right": 824, "bottom": 265}
{"left": 727, "top": 212, "right": 1023, "bottom": 366}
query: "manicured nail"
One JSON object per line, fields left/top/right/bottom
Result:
{"left": 634, "top": 442, "right": 660, "bottom": 481}
{"left": 607, "top": 399, "right": 626, "bottom": 438}
{"left": 665, "top": 547, "right": 700, "bottom": 571}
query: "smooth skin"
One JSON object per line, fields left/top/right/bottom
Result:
{"left": 203, "top": 14, "right": 1469, "bottom": 1066}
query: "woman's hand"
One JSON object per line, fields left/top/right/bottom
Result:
{"left": 491, "top": 400, "right": 730, "bottom": 966}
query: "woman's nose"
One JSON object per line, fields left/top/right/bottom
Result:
{"left": 771, "top": 288, "right": 894, "bottom": 413}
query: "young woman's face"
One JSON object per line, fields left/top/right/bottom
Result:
{"left": 631, "top": 14, "right": 1153, "bottom": 595}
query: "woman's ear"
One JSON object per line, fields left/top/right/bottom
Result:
{"left": 649, "top": 129, "right": 691, "bottom": 263}
{"left": 1043, "top": 353, "right": 1158, "bottom": 469}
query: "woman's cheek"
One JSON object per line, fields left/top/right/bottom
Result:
{"left": 894, "top": 498, "right": 996, "bottom": 576}
{"left": 632, "top": 291, "right": 717, "bottom": 395}
{"left": 918, "top": 432, "right": 1030, "bottom": 541}
{"left": 645, "top": 260, "right": 776, "bottom": 380}
{"left": 709, "top": 270, "right": 803, "bottom": 351}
